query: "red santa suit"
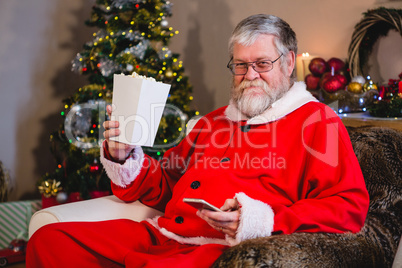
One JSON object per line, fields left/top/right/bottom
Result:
{"left": 26, "top": 82, "right": 369, "bottom": 267}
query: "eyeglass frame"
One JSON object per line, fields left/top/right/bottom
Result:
{"left": 226, "top": 54, "right": 283, "bottom": 76}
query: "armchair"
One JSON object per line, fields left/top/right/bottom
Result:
{"left": 29, "top": 126, "right": 402, "bottom": 267}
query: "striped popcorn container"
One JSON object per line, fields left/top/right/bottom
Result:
{"left": 0, "top": 200, "right": 41, "bottom": 248}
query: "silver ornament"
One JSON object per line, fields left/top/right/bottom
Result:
{"left": 161, "top": 20, "right": 168, "bottom": 27}
{"left": 352, "top": 75, "right": 366, "bottom": 85}
{"left": 56, "top": 192, "right": 68, "bottom": 204}
{"left": 126, "top": 64, "right": 134, "bottom": 71}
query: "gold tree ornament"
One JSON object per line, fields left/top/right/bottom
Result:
{"left": 38, "top": 179, "right": 62, "bottom": 198}
{"left": 348, "top": 8, "right": 402, "bottom": 77}
{"left": 347, "top": 82, "right": 364, "bottom": 93}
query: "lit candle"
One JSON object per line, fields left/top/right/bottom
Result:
{"left": 296, "top": 53, "right": 316, "bottom": 81}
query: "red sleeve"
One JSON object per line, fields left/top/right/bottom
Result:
{"left": 111, "top": 116, "right": 210, "bottom": 212}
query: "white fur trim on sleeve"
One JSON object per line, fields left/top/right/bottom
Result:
{"left": 100, "top": 142, "right": 145, "bottom": 188}
{"left": 226, "top": 192, "right": 275, "bottom": 246}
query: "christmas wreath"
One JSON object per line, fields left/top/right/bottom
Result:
{"left": 348, "top": 7, "right": 402, "bottom": 77}
{"left": 347, "top": 7, "right": 402, "bottom": 117}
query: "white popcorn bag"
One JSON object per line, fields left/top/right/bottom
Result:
{"left": 110, "top": 73, "right": 171, "bottom": 147}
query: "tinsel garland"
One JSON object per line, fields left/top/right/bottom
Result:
{"left": 347, "top": 7, "right": 402, "bottom": 78}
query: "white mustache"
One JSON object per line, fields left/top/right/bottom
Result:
{"left": 239, "top": 80, "right": 269, "bottom": 92}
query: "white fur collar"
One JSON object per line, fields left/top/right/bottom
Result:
{"left": 224, "top": 81, "right": 317, "bottom": 125}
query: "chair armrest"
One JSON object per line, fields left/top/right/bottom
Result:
{"left": 28, "top": 195, "right": 163, "bottom": 238}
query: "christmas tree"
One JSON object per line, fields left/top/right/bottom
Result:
{"left": 38, "top": 0, "right": 197, "bottom": 203}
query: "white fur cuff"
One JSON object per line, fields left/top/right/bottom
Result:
{"left": 100, "top": 142, "right": 145, "bottom": 188}
{"left": 226, "top": 192, "right": 275, "bottom": 246}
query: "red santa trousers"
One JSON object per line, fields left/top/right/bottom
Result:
{"left": 26, "top": 219, "right": 228, "bottom": 267}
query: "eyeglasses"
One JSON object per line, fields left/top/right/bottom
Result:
{"left": 226, "top": 54, "right": 283, "bottom": 75}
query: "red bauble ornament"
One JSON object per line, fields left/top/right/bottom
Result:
{"left": 322, "top": 74, "right": 347, "bottom": 93}
{"left": 327, "top": 58, "right": 345, "bottom": 73}
{"left": 320, "top": 72, "right": 332, "bottom": 88}
{"left": 305, "top": 74, "right": 321, "bottom": 90}
{"left": 309, "top": 58, "right": 328, "bottom": 76}
{"left": 335, "top": 73, "right": 348, "bottom": 86}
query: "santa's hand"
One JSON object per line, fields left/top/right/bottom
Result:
{"left": 196, "top": 198, "right": 240, "bottom": 238}
{"left": 103, "top": 105, "right": 136, "bottom": 162}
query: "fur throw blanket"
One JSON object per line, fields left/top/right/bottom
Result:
{"left": 213, "top": 127, "right": 402, "bottom": 268}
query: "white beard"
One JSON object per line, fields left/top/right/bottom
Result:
{"left": 231, "top": 78, "right": 290, "bottom": 118}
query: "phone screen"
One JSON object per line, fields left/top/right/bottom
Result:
{"left": 183, "top": 198, "right": 222, "bottom": 212}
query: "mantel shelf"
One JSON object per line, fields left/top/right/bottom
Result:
{"left": 339, "top": 112, "right": 402, "bottom": 130}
